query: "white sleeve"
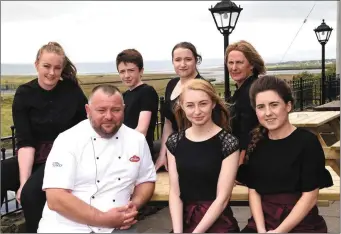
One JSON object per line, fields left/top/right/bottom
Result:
{"left": 135, "top": 138, "right": 157, "bottom": 185}
{"left": 42, "top": 132, "right": 77, "bottom": 190}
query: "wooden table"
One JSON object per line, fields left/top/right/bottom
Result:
{"left": 289, "top": 111, "right": 340, "bottom": 175}
{"left": 151, "top": 167, "right": 340, "bottom": 205}
{"left": 313, "top": 100, "right": 340, "bottom": 111}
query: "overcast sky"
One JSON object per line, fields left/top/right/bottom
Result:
{"left": 1, "top": 1, "right": 338, "bottom": 64}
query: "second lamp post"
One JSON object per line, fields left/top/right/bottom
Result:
{"left": 314, "top": 19, "right": 333, "bottom": 104}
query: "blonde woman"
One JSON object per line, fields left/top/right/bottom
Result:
{"left": 166, "top": 79, "right": 240, "bottom": 233}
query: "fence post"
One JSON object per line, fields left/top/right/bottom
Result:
{"left": 299, "top": 77, "right": 304, "bottom": 110}
{"left": 159, "top": 97, "right": 165, "bottom": 135}
{"left": 1, "top": 148, "right": 10, "bottom": 214}
{"left": 11, "top": 125, "right": 15, "bottom": 156}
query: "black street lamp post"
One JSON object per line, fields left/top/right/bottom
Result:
{"left": 314, "top": 19, "right": 333, "bottom": 104}
{"left": 209, "top": 0, "right": 243, "bottom": 101}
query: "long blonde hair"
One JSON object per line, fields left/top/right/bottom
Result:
{"left": 174, "top": 79, "right": 231, "bottom": 131}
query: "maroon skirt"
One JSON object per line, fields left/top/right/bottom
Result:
{"left": 245, "top": 193, "right": 327, "bottom": 233}
{"left": 34, "top": 141, "right": 54, "bottom": 164}
{"left": 183, "top": 201, "right": 240, "bottom": 233}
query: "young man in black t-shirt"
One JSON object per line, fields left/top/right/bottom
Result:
{"left": 116, "top": 49, "right": 159, "bottom": 156}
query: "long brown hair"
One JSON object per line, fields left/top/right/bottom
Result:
{"left": 174, "top": 79, "right": 231, "bottom": 131}
{"left": 225, "top": 40, "right": 266, "bottom": 77}
{"left": 246, "top": 75, "right": 295, "bottom": 159}
{"left": 36, "top": 42, "right": 79, "bottom": 85}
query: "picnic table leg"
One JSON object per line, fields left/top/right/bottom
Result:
{"left": 328, "top": 118, "right": 340, "bottom": 141}
{"left": 307, "top": 128, "right": 328, "bottom": 147}
{"left": 326, "top": 159, "right": 340, "bottom": 176}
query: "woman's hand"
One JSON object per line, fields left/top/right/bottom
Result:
{"left": 155, "top": 154, "right": 168, "bottom": 171}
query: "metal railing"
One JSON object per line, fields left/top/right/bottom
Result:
{"left": 1, "top": 126, "right": 21, "bottom": 217}
{"left": 287, "top": 74, "right": 340, "bottom": 111}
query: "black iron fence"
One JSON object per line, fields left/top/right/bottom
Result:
{"left": 1, "top": 126, "right": 21, "bottom": 217}
{"left": 287, "top": 74, "right": 340, "bottom": 111}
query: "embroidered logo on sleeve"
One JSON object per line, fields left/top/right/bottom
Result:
{"left": 129, "top": 155, "right": 140, "bottom": 162}
{"left": 52, "top": 162, "right": 62, "bottom": 167}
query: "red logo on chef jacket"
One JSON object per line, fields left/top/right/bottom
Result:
{"left": 129, "top": 155, "right": 140, "bottom": 162}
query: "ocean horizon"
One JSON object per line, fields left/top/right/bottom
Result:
{"left": 1, "top": 59, "right": 322, "bottom": 83}
{"left": 1, "top": 59, "right": 224, "bottom": 76}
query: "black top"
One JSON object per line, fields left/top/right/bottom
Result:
{"left": 166, "top": 129, "right": 239, "bottom": 202}
{"left": 162, "top": 74, "right": 221, "bottom": 131}
{"left": 123, "top": 83, "right": 159, "bottom": 153}
{"left": 12, "top": 78, "right": 88, "bottom": 153}
{"left": 239, "top": 128, "right": 333, "bottom": 194}
{"left": 229, "top": 75, "right": 259, "bottom": 150}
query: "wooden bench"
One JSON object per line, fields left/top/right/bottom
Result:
{"left": 313, "top": 100, "right": 340, "bottom": 111}
{"left": 289, "top": 111, "right": 340, "bottom": 175}
{"left": 150, "top": 166, "right": 340, "bottom": 207}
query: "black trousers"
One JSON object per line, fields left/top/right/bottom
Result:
{"left": 1, "top": 157, "right": 46, "bottom": 233}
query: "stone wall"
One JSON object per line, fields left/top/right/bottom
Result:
{"left": 1, "top": 211, "right": 26, "bottom": 233}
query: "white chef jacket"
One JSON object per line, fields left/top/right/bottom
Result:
{"left": 38, "top": 119, "right": 156, "bottom": 233}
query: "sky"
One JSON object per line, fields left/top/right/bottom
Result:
{"left": 1, "top": 1, "right": 338, "bottom": 64}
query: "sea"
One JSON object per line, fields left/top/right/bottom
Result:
{"left": 1, "top": 59, "right": 321, "bottom": 83}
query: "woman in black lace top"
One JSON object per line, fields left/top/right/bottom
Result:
{"left": 166, "top": 79, "right": 240, "bottom": 233}
{"left": 1, "top": 42, "right": 87, "bottom": 232}
{"left": 238, "top": 76, "right": 333, "bottom": 233}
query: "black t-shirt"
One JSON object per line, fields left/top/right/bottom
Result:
{"left": 229, "top": 75, "right": 259, "bottom": 150}
{"left": 166, "top": 129, "right": 239, "bottom": 202}
{"left": 239, "top": 128, "right": 333, "bottom": 194}
{"left": 162, "top": 74, "right": 222, "bottom": 131}
{"left": 123, "top": 83, "right": 159, "bottom": 153}
{"left": 13, "top": 78, "right": 88, "bottom": 150}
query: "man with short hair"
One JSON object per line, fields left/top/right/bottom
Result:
{"left": 116, "top": 49, "right": 159, "bottom": 158}
{"left": 38, "top": 84, "right": 156, "bottom": 233}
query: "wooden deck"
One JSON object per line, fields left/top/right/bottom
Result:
{"left": 151, "top": 166, "right": 340, "bottom": 203}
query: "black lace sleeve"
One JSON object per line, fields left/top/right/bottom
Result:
{"left": 165, "top": 132, "right": 179, "bottom": 155}
{"left": 218, "top": 130, "right": 240, "bottom": 159}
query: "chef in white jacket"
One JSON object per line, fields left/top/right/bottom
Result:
{"left": 38, "top": 84, "right": 156, "bottom": 233}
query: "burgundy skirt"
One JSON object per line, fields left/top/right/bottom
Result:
{"left": 183, "top": 201, "right": 240, "bottom": 233}
{"left": 34, "top": 141, "right": 54, "bottom": 164}
{"left": 245, "top": 193, "right": 327, "bottom": 233}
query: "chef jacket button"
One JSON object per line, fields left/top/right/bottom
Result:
{"left": 92, "top": 196, "right": 95, "bottom": 199}
{"left": 116, "top": 137, "right": 118, "bottom": 139}
{"left": 96, "top": 157, "right": 99, "bottom": 160}
{"left": 97, "top": 180, "right": 100, "bottom": 183}
{"left": 118, "top": 156, "right": 121, "bottom": 159}
{"left": 113, "top": 199, "right": 115, "bottom": 202}
{"left": 118, "top": 178, "right": 121, "bottom": 180}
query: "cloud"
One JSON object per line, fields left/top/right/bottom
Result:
{"left": 0, "top": 1, "right": 338, "bottom": 64}
{"left": 0, "top": 1, "right": 91, "bottom": 23}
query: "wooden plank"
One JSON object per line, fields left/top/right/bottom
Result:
{"left": 151, "top": 167, "right": 340, "bottom": 202}
{"left": 323, "top": 147, "right": 340, "bottom": 160}
{"left": 313, "top": 101, "right": 340, "bottom": 111}
{"left": 329, "top": 119, "right": 341, "bottom": 141}
{"left": 289, "top": 111, "right": 340, "bottom": 128}
{"left": 331, "top": 141, "right": 340, "bottom": 151}
{"left": 326, "top": 160, "right": 340, "bottom": 176}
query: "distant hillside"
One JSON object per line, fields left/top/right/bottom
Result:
{"left": 266, "top": 59, "right": 335, "bottom": 66}
{"left": 266, "top": 59, "right": 335, "bottom": 71}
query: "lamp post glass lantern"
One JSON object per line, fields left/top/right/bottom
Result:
{"left": 314, "top": 19, "right": 333, "bottom": 104}
{"left": 209, "top": 0, "right": 243, "bottom": 101}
